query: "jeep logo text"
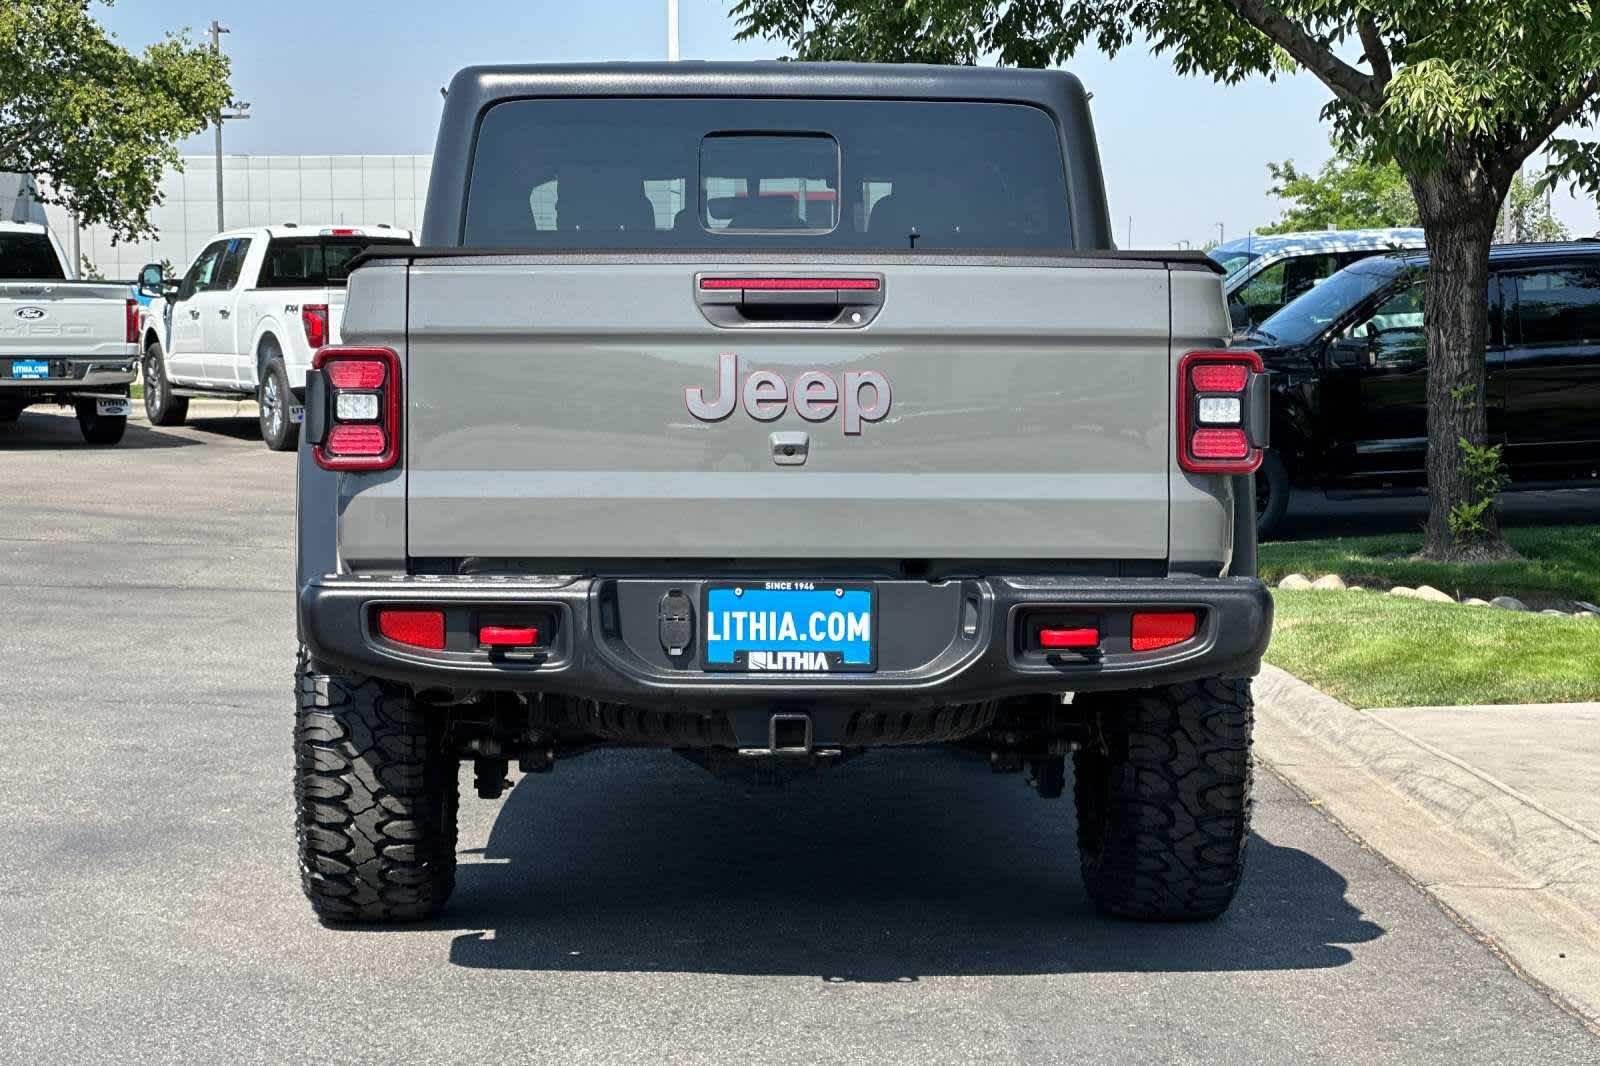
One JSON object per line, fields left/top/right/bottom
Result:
{"left": 685, "top": 353, "right": 892, "bottom": 435}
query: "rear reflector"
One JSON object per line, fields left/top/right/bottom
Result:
{"left": 325, "top": 424, "right": 386, "bottom": 456}
{"left": 1038, "top": 626, "right": 1100, "bottom": 650}
{"left": 377, "top": 609, "right": 445, "bottom": 650}
{"left": 1189, "top": 428, "right": 1250, "bottom": 460}
{"left": 1190, "top": 363, "right": 1249, "bottom": 393}
{"left": 479, "top": 625, "right": 539, "bottom": 647}
{"left": 1131, "top": 612, "right": 1197, "bottom": 652}
{"left": 325, "top": 359, "right": 386, "bottom": 390}
{"left": 700, "top": 277, "right": 880, "bottom": 291}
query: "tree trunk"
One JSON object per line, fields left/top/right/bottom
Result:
{"left": 1409, "top": 159, "right": 1511, "bottom": 560}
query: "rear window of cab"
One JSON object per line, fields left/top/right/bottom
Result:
{"left": 462, "top": 98, "right": 1072, "bottom": 252}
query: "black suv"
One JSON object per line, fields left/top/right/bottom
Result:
{"left": 1247, "top": 241, "right": 1600, "bottom": 534}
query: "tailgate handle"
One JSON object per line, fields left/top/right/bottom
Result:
{"left": 695, "top": 275, "right": 884, "bottom": 329}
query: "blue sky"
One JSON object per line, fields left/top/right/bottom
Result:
{"left": 100, "top": 0, "right": 1598, "bottom": 247}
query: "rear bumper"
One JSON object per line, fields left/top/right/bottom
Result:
{"left": 299, "top": 573, "right": 1272, "bottom": 708}
{"left": 1, "top": 356, "right": 137, "bottom": 400}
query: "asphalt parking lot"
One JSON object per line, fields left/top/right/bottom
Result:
{"left": 3, "top": 407, "right": 1599, "bottom": 1065}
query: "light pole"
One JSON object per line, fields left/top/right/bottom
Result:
{"left": 209, "top": 21, "right": 251, "bottom": 232}
{"left": 1216, "top": 222, "right": 1225, "bottom": 246}
{"left": 667, "top": 0, "right": 679, "bottom": 60}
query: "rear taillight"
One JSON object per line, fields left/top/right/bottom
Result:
{"left": 125, "top": 298, "right": 139, "bottom": 344}
{"left": 1177, "top": 350, "right": 1265, "bottom": 474}
{"left": 302, "top": 304, "right": 329, "bottom": 349}
{"left": 312, "top": 346, "right": 399, "bottom": 471}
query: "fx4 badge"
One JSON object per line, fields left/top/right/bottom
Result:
{"left": 685, "top": 353, "right": 891, "bottom": 435}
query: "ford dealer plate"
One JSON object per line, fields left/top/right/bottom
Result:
{"left": 703, "top": 581, "right": 875, "bottom": 673}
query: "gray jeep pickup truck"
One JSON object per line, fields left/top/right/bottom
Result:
{"left": 293, "top": 63, "right": 1272, "bottom": 925}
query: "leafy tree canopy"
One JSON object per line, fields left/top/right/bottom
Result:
{"left": 0, "top": 0, "right": 231, "bottom": 242}
{"left": 733, "top": 1, "right": 1600, "bottom": 198}
{"left": 1256, "top": 148, "right": 1418, "bottom": 234}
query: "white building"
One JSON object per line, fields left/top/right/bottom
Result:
{"left": 41, "top": 154, "right": 432, "bottom": 280}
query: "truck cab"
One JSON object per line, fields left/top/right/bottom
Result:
{"left": 137, "top": 224, "right": 415, "bottom": 449}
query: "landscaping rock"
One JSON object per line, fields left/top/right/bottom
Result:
{"left": 1277, "top": 573, "right": 1313, "bottom": 590}
{"left": 1577, "top": 611, "right": 1598, "bottom": 621}
{"left": 1414, "top": 585, "right": 1456, "bottom": 605}
{"left": 1309, "top": 574, "right": 1347, "bottom": 591}
{"left": 1347, "top": 585, "right": 1369, "bottom": 593}
{"left": 1463, "top": 598, "right": 1491, "bottom": 607}
{"left": 1540, "top": 609, "right": 1569, "bottom": 617}
{"left": 1490, "top": 596, "right": 1529, "bottom": 612}
{"left": 1389, "top": 586, "right": 1418, "bottom": 598}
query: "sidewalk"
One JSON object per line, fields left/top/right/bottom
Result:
{"left": 1254, "top": 665, "right": 1600, "bottom": 1025}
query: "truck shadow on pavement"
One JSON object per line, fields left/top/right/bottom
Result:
{"left": 0, "top": 412, "right": 264, "bottom": 449}
{"left": 432, "top": 749, "right": 1382, "bottom": 981}
{"left": 0, "top": 412, "right": 201, "bottom": 449}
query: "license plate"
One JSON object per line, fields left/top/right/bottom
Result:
{"left": 289, "top": 404, "right": 305, "bottom": 424}
{"left": 9, "top": 359, "right": 49, "bottom": 379}
{"left": 96, "top": 399, "right": 131, "bottom": 416}
{"left": 703, "top": 582, "right": 875, "bottom": 673}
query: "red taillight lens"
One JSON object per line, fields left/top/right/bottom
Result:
{"left": 325, "top": 424, "right": 387, "bottom": 456}
{"left": 302, "top": 304, "right": 329, "bottom": 349}
{"left": 313, "top": 346, "right": 400, "bottom": 471}
{"left": 377, "top": 609, "right": 445, "bottom": 650}
{"left": 1190, "top": 428, "right": 1250, "bottom": 460}
{"left": 1131, "top": 612, "right": 1197, "bottom": 652}
{"left": 325, "top": 359, "right": 386, "bottom": 390}
{"left": 1190, "top": 363, "right": 1248, "bottom": 393}
{"left": 1178, "top": 350, "right": 1264, "bottom": 474}
{"left": 124, "top": 298, "right": 139, "bottom": 344}
{"left": 1038, "top": 626, "right": 1100, "bottom": 650}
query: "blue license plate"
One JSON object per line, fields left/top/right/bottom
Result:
{"left": 9, "top": 359, "right": 49, "bottom": 379}
{"left": 703, "top": 582, "right": 875, "bottom": 672}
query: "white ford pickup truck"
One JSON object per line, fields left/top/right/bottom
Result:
{"left": 137, "top": 224, "right": 415, "bottom": 450}
{"left": 0, "top": 221, "right": 137, "bottom": 444}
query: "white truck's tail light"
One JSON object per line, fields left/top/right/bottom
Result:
{"left": 311, "top": 346, "right": 400, "bottom": 471}
{"left": 302, "top": 304, "right": 329, "bottom": 349}
{"left": 124, "top": 298, "right": 139, "bottom": 344}
{"left": 1177, "top": 350, "right": 1266, "bottom": 475}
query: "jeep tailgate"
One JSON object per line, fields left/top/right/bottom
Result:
{"left": 401, "top": 259, "right": 1172, "bottom": 562}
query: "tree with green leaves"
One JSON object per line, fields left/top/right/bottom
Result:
{"left": 0, "top": 0, "right": 230, "bottom": 243}
{"left": 732, "top": 0, "right": 1600, "bottom": 561}
{"left": 1257, "top": 147, "right": 1417, "bottom": 234}
{"left": 1500, "top": 171, "right": 1570, "bottom": 244}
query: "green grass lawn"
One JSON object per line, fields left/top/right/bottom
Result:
{"left": 1268, "top": 589, "right": 1600, "bottom": 707}
{"left": 1261, "top": 524, "right": 1600, "bottom": 604}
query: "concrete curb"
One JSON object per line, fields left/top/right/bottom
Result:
{"left": 1253, "top": 663, "right": 1600, "bottom": 1023}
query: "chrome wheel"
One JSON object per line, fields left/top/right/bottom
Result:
{"left": 262, "top": 373, "right": 283, "bottom": 439}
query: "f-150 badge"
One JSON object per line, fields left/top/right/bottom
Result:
{"left": 685, "top": 352, "right": 891, "bottom": 435}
